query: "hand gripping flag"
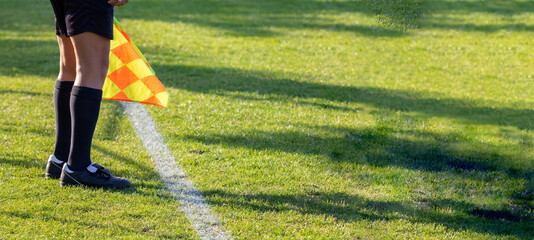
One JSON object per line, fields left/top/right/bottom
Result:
{"left": 102, "top": 17, "right": 169, "bottom": 108}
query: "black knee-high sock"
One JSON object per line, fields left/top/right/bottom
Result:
{"left": 53, "top": 80, "right": 74, "bottom": 161}
{"left": 68, "top": 86, "right": 102, "bottom": 171}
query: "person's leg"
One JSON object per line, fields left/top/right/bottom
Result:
{"left": 56, "top": 35, "right": 77, "bottom": 82}
{"left": 61, "top": 31, "right": 130, "bottom": 188}
{"left": 54, "top": 35, "right": 76, "bottom": 160}
{"left": 46, "top": 35, "right": 76, "bottom": 179}
{"left": 67, "top": 32, "right": 109, "bottom": 171}
{"left": 71, "top": 32, "right": 110, "bottom": 89}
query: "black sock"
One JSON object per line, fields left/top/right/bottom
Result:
{"left": 68, "top": 86, "right": 102, "bottom": 171}
{"left": 53, "top": 80, "right": 74, "bottom": 161}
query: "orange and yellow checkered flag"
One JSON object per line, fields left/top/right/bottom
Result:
{"left": 103, "top": 18, "right": 168, "bottom": 108}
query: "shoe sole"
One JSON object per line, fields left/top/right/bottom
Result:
{"left": 45, "top": 173, "right": 60, "bottom": 179}
{"left": 61, "top": 171, "right": 131, "bottom": 189}
{"left": 60, "top": 181, "right": 130, "bottom": 189}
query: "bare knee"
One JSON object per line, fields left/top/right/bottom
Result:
{"left": 71, "top": 32, "right": 111, "bottom": 89}
{"left": 57, "top": 35, "right": 77, "bottom": 82}
{"left": 59, "top": 61, "right": 77, "bottom": 81}
{"left": 75, "top": 55, "right": 109, "bottom": 87}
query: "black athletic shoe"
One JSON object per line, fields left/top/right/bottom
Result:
{"left": 46, "top": 155, "right": 65, "bottom": 179}
{"left": 60, "top": 163, "right": 131, "bottom": 189}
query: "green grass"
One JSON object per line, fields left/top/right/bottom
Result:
{"left": 367, "top": 0, "right": 424, "bottom": 31}
{"left": 1, "top": 0, "right": 533, "bottom": 239}
{"left": 0, "top": 2, "right": 197, "bottom": 238}
{"left": 0, "top": 79, "right": 198, "bottom": 238}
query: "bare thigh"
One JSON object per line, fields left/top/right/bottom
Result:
{"left": 70, "top": 32, "right": 111, "bottom": 89}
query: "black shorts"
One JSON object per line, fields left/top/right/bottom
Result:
{"left": 50, "top": 0, "right": 114, "bottom": 39}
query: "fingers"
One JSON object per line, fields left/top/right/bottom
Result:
{"left": 108, "top": 0, "right": 129, "bottom": 7}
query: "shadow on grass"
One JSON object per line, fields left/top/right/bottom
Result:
{"left": 157, "top": 64, "right": 533, "bottom": 131}
{"left": 90, "top": 103, "right": 176, "bottom": 197}
{"left": 423, "top": 22, "right": 534, "bottom": 32}
{"left": 2, "top": 0, "right": 529, "bottom": 40}
{"left": 183, "top": 122, "right": 533, "bottom": 208}
{"left": 92, "top": 102, "right": 166, "bottom": 187}
{"left": 0, "top": 207, "right": 193, "bottom": 239}
{"left": 2, "top": 1, "right": 533, "bottom": 79}
{"left": 92, "top": 144, "right": 160, "bottom": 181}
{"left": 120, "top": 0, "right": 407, "bottom": 37}
{"left": 0, "top": 155, "right": 44, "bottom": 170}
{"left": 421, "top": 1, "right": 534, "bottom": 32}
{"left": 0, "top": 150, "right": 170, "bottom": 199}
{"left": 0, "top": 209, "right": 137, "bottom": 233}
{"left": 95, "top": 101, "right": 125, "bottom": 141}
{"left": 203, "top": 189, "right": 533, "bottom": 238}
{"left": 0, "top": 103, "right": 169, "bottom": 199}
{"left": 0, "top": 39, "right": 58, "bottom": 78}
{"left": 427, "top": 0, "right": 534, "bottom": 15}
{"left": 89, "top": 144, "right": 175, "bottom": 199}
{"left": 0, "top": 1, "right": 57, "bottom": 78}
{"left": 156, "top": 62, "right": 532, "bottom": 235}
{"left": 120, "top": 0, "right": 534, "bottom": 37}
{"left": 0, "top": 121, "right": 53, "bottom": 138}
{"left": 183, "top": 126, "right": 529, "bottom": 176}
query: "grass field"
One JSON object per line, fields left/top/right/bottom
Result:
{"left": 1, "top": 0, "right": 533, "bottom": 239}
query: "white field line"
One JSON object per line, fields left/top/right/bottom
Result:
{"left": 121, "top": 102, "right": 232, "bottom": 240}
